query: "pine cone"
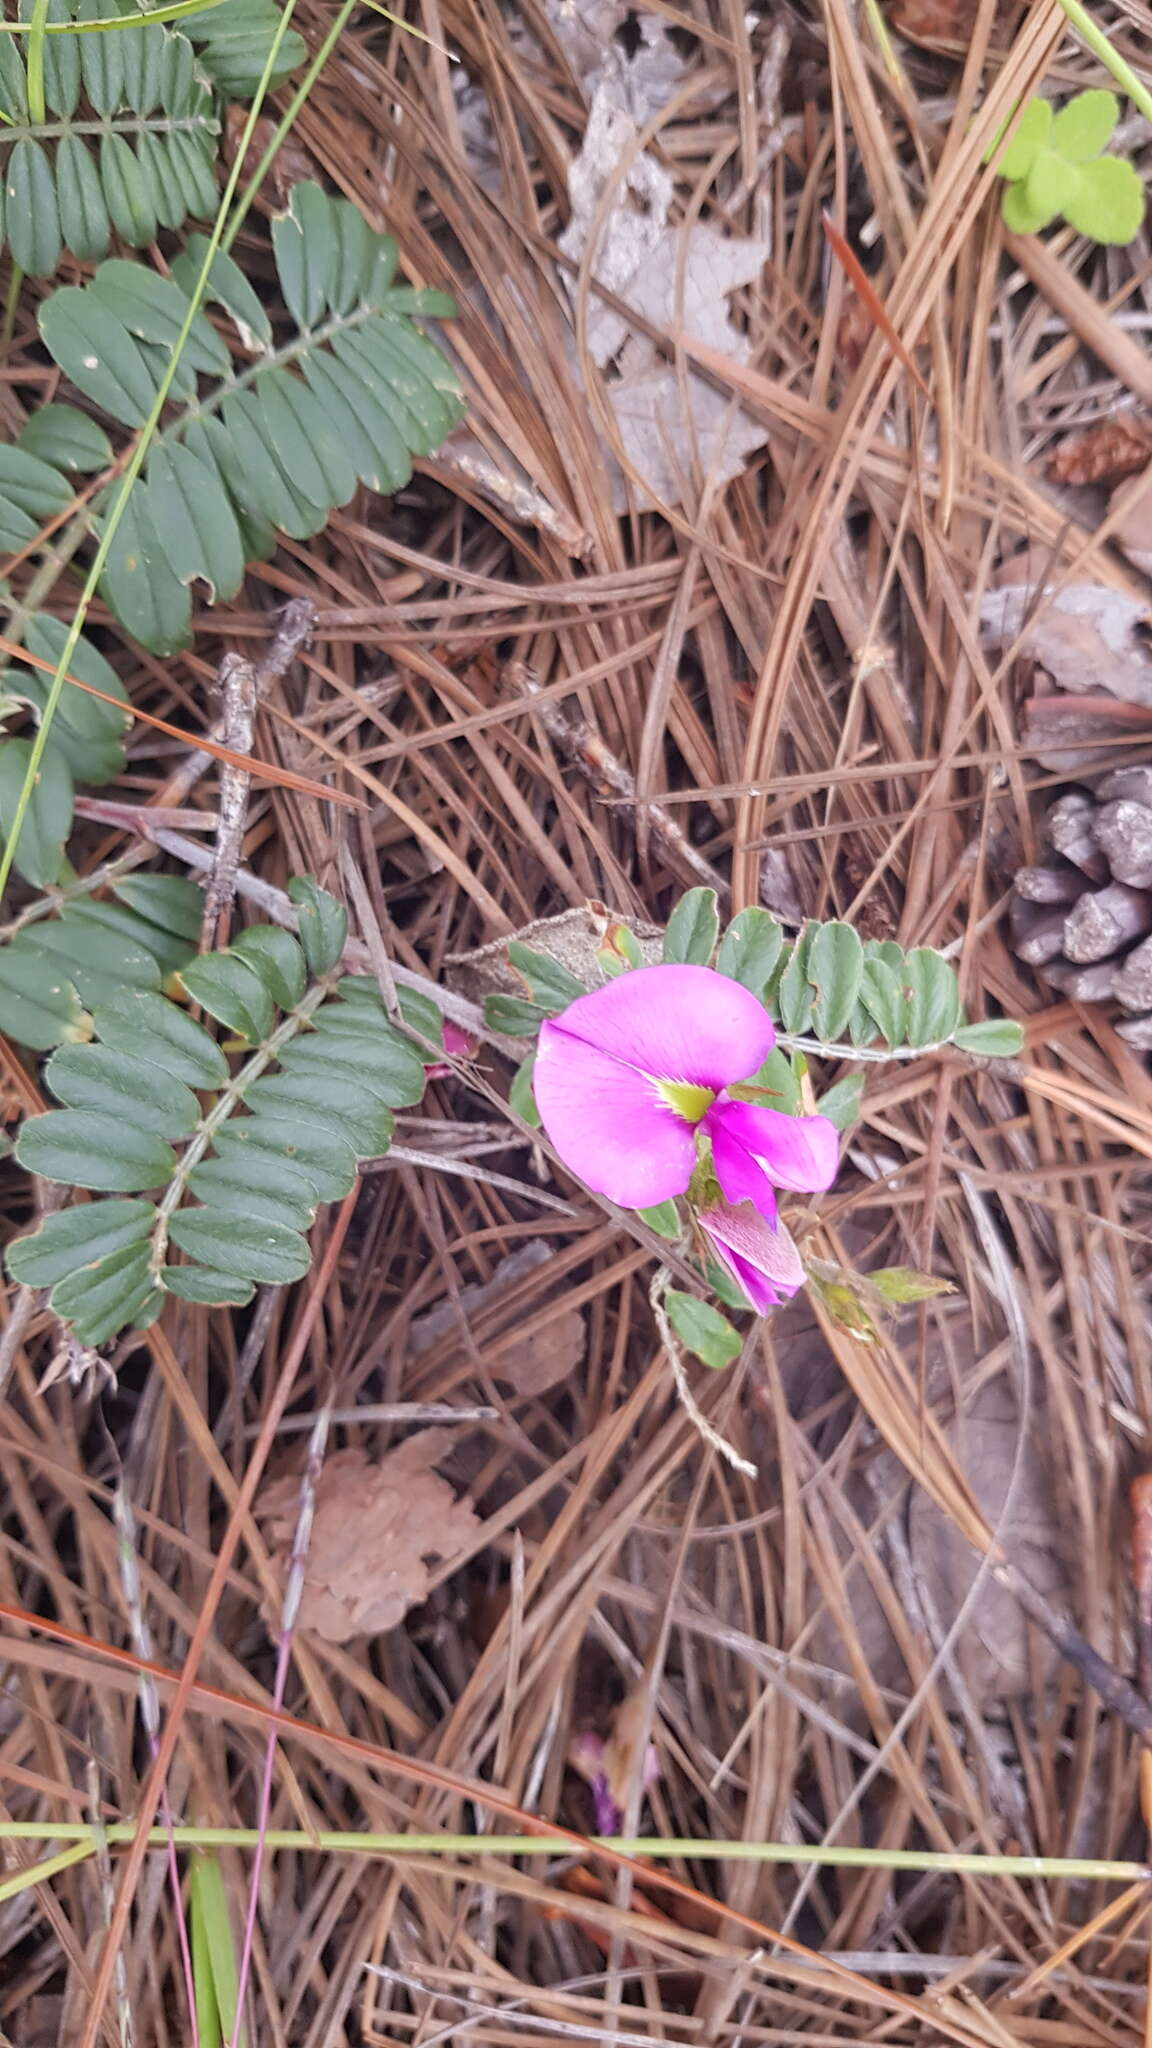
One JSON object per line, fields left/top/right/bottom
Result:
{"left": 1012, "top": 766, "right": 1152, "bottom": 1048}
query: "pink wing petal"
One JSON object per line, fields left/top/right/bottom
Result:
{"left": 707, "top": 1108, "right": 778, "bottom": 1222}
{"left": 711, "top": 1098, "right": 840, "bottom": 1193}
{"left": 551, "top": 965, "right": 774, "bottom": 1089}
{"left": 535, "top": 1020, "right": 698, "bottom": 1208}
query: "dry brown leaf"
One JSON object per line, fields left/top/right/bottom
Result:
{"left": 981, "top": 579, "right": 1152, "bottom": 706}
{"left": 888, "top": 0, "right": 1018, "bottom": 52}
{"left": 258, "top": 1436, "right": 480, "bottom": 1643}
{"left": 1047, "top": 418, "right": 1152, "bottom": 487}
{"left": 410, "top": 1242, "right": 586, "bottom": 1396}
{"left": 806, "top": 1395, "right": 1068, "bottom": 1708}
{"left": 558, "top": 82, "right": 769, "bottom": 512}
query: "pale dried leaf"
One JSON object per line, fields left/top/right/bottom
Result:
{"left": 410, "top": 1241, "right": 586, "bottom": 1396}
{"left": 258, "top": 1436, "right": 479, "bottom": 1644}
{"left": 545, "top": 0, "right": 689, "bottom": 119}
{"left": 446, "top": 903, "right": 662, "bottom": 1001}
{"left": 558, "top": 82, "right": 768, "bottom": 511}
{"left": 981, "top": 581, "right": 1152, "bottom": 705}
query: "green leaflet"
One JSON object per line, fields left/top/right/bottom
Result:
{"left": 6, "top": 611, "right": 131, "bottom": 784}
{"left": 0, "top": 735, "right": 73, "bottom": 889}
{"left": 5, "top": 882, "right": 428, "bottom": 1345}
{"left": 715, "top": 907, "right": 783, "bottom": 996}
{"left": 287, "top": 874, "right": 347, "bottom": 974}
{"left": 662, "top": 887, "right": 719, "bottom": 966}
{"left": 177, "top": 0, "right": 305, "bottom": 97}
{"left": 807, "top": 921, "right": 864, "bottom": 1044}
{"left": 505, "top": 941, "right": 586, "bottom": 1012}
{"left": 664, "top": 1290, "right": 742, "bottom": 1370}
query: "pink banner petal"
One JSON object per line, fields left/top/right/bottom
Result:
{"left": 535, "top": 1021, "right": 698, "bottom": 1207}
{"left": 550, "top": 965, "right": 774, "bottom": 1090}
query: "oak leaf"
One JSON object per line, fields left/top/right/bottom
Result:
{"left": 258, "top": 1434, "right": 479, "bottom": 1643}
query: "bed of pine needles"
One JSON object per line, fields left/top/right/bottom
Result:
{"left": 4, "top": 0, "right": 1152, "bottom": 2041}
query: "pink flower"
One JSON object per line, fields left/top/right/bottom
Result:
{"left": 698, "top": 1201, "right": 806, "bottom": 1313}
{"left": 533, "top": 964, "right": 839, "bottom": 1216}
{"left": 424, "top": 1020, "right": 478, "bottom": 1079}
{"left": 569, "top": 1729, "right": 661, "bottom": 1835}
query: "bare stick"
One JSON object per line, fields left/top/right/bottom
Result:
{"left": 199, "top": 599, "right": 315, "bottom": 951}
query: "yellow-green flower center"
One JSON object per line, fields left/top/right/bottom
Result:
{"left": 653, "top": 1078, "right": 715, "bottom": 1124}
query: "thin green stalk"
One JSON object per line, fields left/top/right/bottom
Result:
{"left": 0, "top": 0, "right": 302, "bottom": 906}
{"left": 1054, "top": 0, "right": 1152, "bottom": 124}
{"left": 0, "top": 1840, "right": 98, "bottom": 1902}
{"left": 0, "top": 1823, "right": 1146, "bottom": 1883}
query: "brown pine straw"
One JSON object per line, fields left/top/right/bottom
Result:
{"left": 4, "top": 0, "right": 1152, "bottom": 2041}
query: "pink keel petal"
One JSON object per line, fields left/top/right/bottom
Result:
{"left": 551, "top": 964, "right": 774, "bottom": 1090}
{"left": 699, "top": 1202, "right": 805, "bottom": 1312}
{"left": 710, "top": 1098, "right": 840, "bottom": 1193}
{"left": 715, "top": 1245, "right": 784, "bottom": 1314}
{"left": 535, "top": 1020, "right": 697, "bottom": 1208}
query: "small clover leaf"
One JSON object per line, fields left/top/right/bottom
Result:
{"left": 1065, "top": 153, "right": 1146, "bottom": 243}
{"left": 1000, "top": 178, "right": 1051, "bottom": 234}
{"left": 992, "top": 89, "right": 1146, "bottom": 247}
{"left": 992, "top": 95, "right": 1053, "bottom": 181}
{"left": 1023, "top": 148, "right": 1081, "bottom": 228}
{"left": 1051, "top": 88, "right": 1119, "bottom": 162}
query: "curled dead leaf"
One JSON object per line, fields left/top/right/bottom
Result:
{"left": 257, "top": 1435, "right": 480, "bottom": 1644}
{"left": 1048, "top": 417, "right": 1152, "bottom": 488}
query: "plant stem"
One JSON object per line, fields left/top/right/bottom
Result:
{"left": 0, "top": 1823, "right": 1146, "bottom": 1884}
{"left": 1054, "top": 0, "right": 1152, "bottom": 124}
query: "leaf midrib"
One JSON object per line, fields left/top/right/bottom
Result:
{"left": 0, "top": 110, "right": 217, "bottom": 138}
